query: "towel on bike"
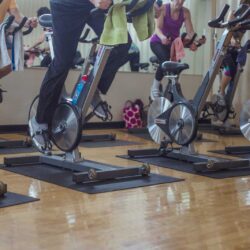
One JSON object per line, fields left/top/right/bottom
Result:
{"left": 100, "top": 0, "right": 155, "bottom": 45}
{"left": 170, "top": 37, "right": 185, "bottom": 62}
{"left": 0, "top": 21, "right": 11, "bottom": 69}
{"left": 0, "top": 21, "right": 24, "bottom": 72}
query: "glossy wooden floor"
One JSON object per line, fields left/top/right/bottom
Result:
{"left": 0, "top": 129, "right": 250, "bottom": 250}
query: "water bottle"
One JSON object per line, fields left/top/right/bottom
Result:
{"left": 72, "top": 75, "right": 88, "bottom": 105}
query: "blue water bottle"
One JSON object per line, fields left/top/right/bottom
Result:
{"left": 72, "top": 74, "right": 88, "bottom": 105}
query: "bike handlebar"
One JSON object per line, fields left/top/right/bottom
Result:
{"left": 79, "top": 28, "right": 99, "bottom": 44}
{"left": 208, "top": 4, "right": 250, "bottom": 31}
{"left": 228, "top": 6, "right": 250, "bottom": 27}
{"left": 208, "top": 4, "right": 230, "bottom": 28}
{"left": 13, "top": 16, "right": 27, "bottom": 33}
{"left": 23, "top": 26, "right": 33, "bottom": 36}
{"left": 4, "top": 15, "right": 15, "bottom": 30}
{"left": 4, "top": 16, "right": 33, "bottom": 36}
{"left": 127, "top": 0, "right": 155, "bottom": 18}
{"left": 91, "top": 0, "right": 156, "bottom": 18}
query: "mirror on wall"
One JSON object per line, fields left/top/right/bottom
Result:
{"left": 19, "top": 0, "right": 212, "bottom": 75}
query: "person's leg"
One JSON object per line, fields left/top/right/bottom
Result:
{"left": 30, "top": 2, "right": 92, "bottom": 151}
{"left": 87, "top": 15, "right": 132, "bottom": 95}
{"left": 86, "top": 16, "right": 131, "bottom": 118}
{"left": 219, "top": 54, "right": 236, "bottom": 96}
{"left": 220, "top": 73, "right": 232, "bottom": 96}
{"left": 150, "top": 42, "right": 170, "bottom": 100}
{"left": 36, "top": 2, "right": 91, "bottom": 124}
{"left": 98, "top": 37, "right": 131, "bottom": 94}
{"left": 129, "top": 52, "right": 140, "bottom": 72}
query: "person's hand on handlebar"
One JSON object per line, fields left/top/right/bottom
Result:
{"left": 25, "top": 17, "right": 38, "bottom": 28}
{"left": 90, "top": 0, "right": 112, "bottom": 9}
{"left": 198, "top": 36, "right": 206, "bottom": 45}
{"left": 189, "top": 43, "right": 198, "bottom": 51}
{"left": 160, "top": 35, "right": 171, "bottom": 45}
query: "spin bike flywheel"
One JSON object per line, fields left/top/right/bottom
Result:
{"left": 51, "top": 102, "right": 82, "bottom": 152}
{"left": 147, "top": 97, "right": 172, "bottom": 144}
{"left": 167, "top": 102, "right": 197, "bottom": 145}
{"left": 240, "top": 100, "right": 250, "bottom": 141}
{"left": 211, "top": 94, "right": 229, "bottom": 122}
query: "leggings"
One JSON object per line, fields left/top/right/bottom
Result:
{"left": 150, "top": 42, "right": 171, "bottom": 81}
{"left": 222, "top": 48, "right": 238, "bottom": 78}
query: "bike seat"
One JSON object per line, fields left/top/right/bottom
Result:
{"left": 161, "top": 61, "right": 189, "bottom": 75}
{"left": 39, "top": 14, "right": 52, "bottom": 28}
{"left": 150, "top": 56, "right": 159, "bottom": 64}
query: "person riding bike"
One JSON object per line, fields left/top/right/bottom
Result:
{"left": 218, "top": 0, "right": 250, "bottom": 98}
{"left": 28, "top": 0, "right": 135, "bottom": 151}
{"left": 149, "top": 0, "right": 205, "bottom": 100}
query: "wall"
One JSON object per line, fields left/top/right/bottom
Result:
{"left": 0, "top": 68, "right": 202, "bottom": 125}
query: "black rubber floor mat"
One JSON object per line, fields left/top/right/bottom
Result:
{"left": 0, "top": 146, "right": 37, "bottom": 155}
{"left": 124, "top": 131, "right": 217, "bottom": 143}
{"left": 0, "top": 163, "right": 184, "bottom": 194}
{"left": 117, "top": 155, "right": 250, "bottom": 179}
{"left": 0, "top": 138, "right": 37, "bottom": 154}
{"left": 0, "top": 192, "right": 39, "bottom": 208}
{"left": 209, "top": 150, "right": 250, "bottom": 159}
{"left": 198, "top": 125, "right": 242, "bottom": 136}
{"left": 80, "top": 139, "right": 142, "bottom": 148}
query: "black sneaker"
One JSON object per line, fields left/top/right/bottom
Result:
{"left": 90, "top": 90, "right": 106, "bottom": 119}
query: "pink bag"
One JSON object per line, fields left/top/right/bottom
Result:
{"left": 123, "top": 100, "right": 143, "bottom": 129}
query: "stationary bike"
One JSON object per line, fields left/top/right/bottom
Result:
{"left": 132, "top": 4, "right": 250, "bottom": 172}
{"left": 146, "top": 33, "right": 206, "bottom": 142}
{"left": 0, "top": 16, "right": 33, "bottom": 150}
{"left": 0, "top": 15, "right": 33, "bottom": 196}
{"left": 28, "top": 14, "right": 115, "bottom": 146}
{"left": 200, "top": 40, "right": 250, "bottom": 135}
{"left": 4, "top": 2, "right": 155, "bottom": 183}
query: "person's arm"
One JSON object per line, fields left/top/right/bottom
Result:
{"left": 183, "top": 8, "right": 195, "bottom": 39}
{"left": 9, "top": 8, "right": 37, "bottom": 28}
{"left": 8, "top": 0, "right": 37, "bottom": 28}
{"left": 155, "top": 6, "right": 171, "bottom": 45}
{"left": 154, "top": 2, "right": 164, "bottom": 19}
{"left": 183, "top": 7, "right": 206, "bottom": 51}
{"left": 227, "top": 10, "right": 235, "bottom": 21}
{"left": 227, "top": 10, "right": 243, "bottom": 47}
{"left": 28, "top": 33, "right": 46, "bottom": 51}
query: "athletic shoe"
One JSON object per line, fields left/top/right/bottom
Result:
{"left": 90, "top": 90, "right": 106, "bottom": 119}
{"left": 29, "top": 116, "right": 49, "bottom": 153}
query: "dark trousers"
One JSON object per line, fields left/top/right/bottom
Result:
{"left": 36, "top": 2, "right": 131, "bottom": 124}
{"left": 150, "top": 42, "right": 170, "bottom": 81}
{"left": 128, "top": 52, "right": 140, "bottom": 72}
